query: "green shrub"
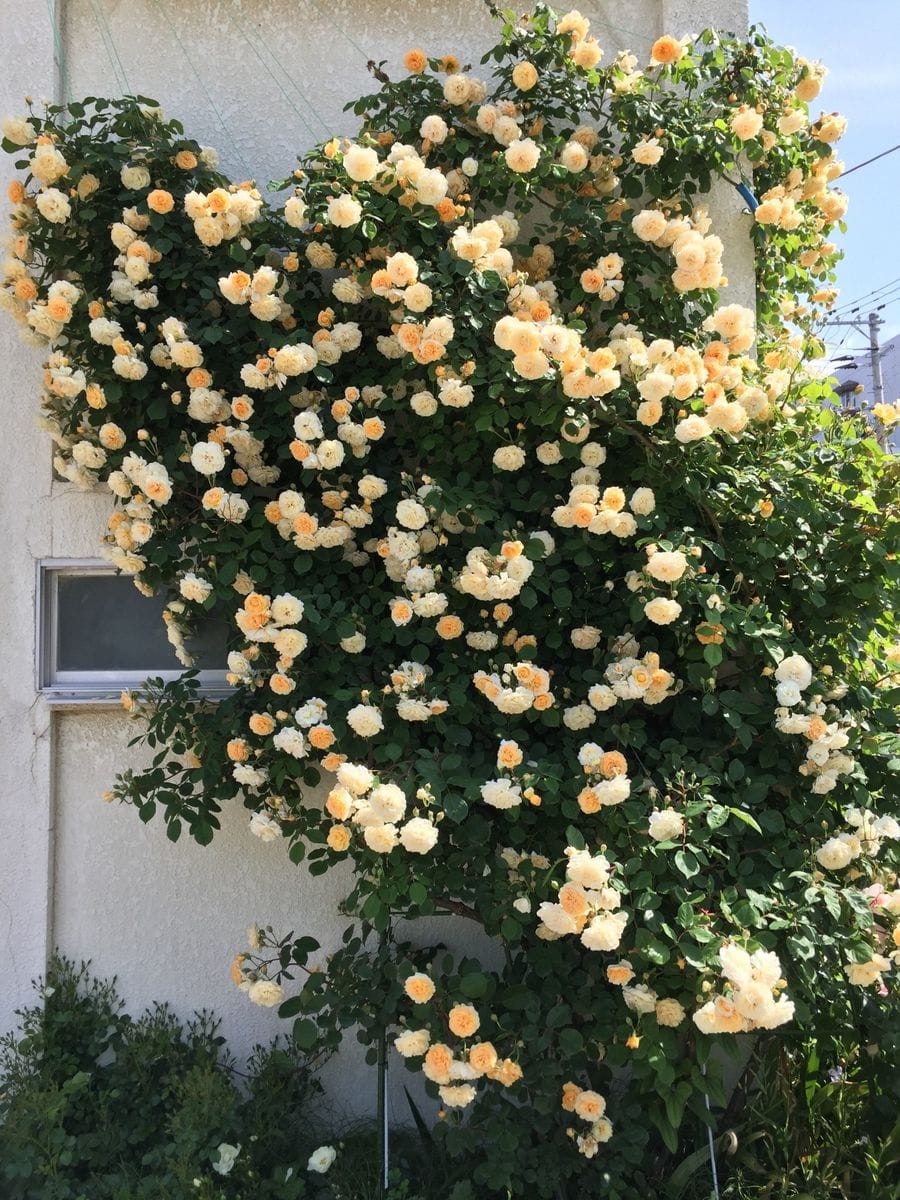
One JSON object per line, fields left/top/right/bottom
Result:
{"left": 0, "top": 958, "right": 319, "bottom": 1199}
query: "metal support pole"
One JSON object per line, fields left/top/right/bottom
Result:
{"left": 702, "top": 1063, "right": 722, "bottom": 1200}
{"left": 376, "top": 923, "right": 390, "bottom": 1197}
{"left": 377, "top": 1021, "right": 389, "bottom": 1195}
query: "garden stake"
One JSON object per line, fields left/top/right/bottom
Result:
{"left": 702, "top": 1063, "right": 721, "bottom": 1200}
{"left": 377, "top": 925, "right": 390, "bottom": 1197}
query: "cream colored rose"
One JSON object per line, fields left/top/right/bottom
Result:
{"left": 326, "top": 194, "right": 362, "bottom": 228}
{"left": 248, "top": 979, "right": 284, "bottom": 1007}
{"left": 505, "top": 138, "right": 541, "bottom": 173}
{"left": 343, "top": 143, "right": 379, "bottom": 181}
{"left": 644, "top": 597, "right": 682, "bottom": 625}
{"left": 512, "top": 61, "right": 539, "bottom": 90}
{"left": 648, "top": 808, "right": 685, "bottom": 841}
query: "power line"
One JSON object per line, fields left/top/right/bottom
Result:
{"left": 829, "top": 278, "right": 900, "bottom": 319}
{"left": 842, "top": 142, "right": 900, "bottom": 178}
{"left": 832, "top": 276, "right": 900, "bottom": 312}
{"left": 832, "top": 288, "right": 900, "bottom": 323}
{"left": 222, "top": 2, "right": 331, "bottom": 143}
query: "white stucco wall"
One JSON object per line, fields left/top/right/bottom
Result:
{"left": 1, "top": 0, "right": 751, "bottom": 1118}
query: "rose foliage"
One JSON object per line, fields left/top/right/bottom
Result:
{"left": 3, "top": 6, "right": 899, "bottom": 1197}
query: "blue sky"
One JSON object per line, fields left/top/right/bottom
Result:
{"left": 752, "top": 0, "right": 900, "bottom": 352}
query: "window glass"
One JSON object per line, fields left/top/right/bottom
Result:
{"left": 56, "top": 574, "right": 227, "bottom": 671}
{"left": 39, "top": 562, "right": 230, "bottom": 700}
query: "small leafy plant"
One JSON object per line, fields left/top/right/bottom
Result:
{"left": 0, "top": 958, "right": 321, "bottom": 1199}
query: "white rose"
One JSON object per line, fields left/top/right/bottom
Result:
{"left": 537, "top": 902, "right": 578, "bottom": 936}
{"left": 35, "top": 187, "right": 71, "bottom": 223}
{"left": 399, "top": 817, "right": 439, "bottom": 854}
{"left": 480, "top": 779, "right": 522, "bottom": 809}
{"left": 190, "top": 441, "right": 225, "bottom": 475}
{"left": 420, "top": 114, "right": 449, "bottom": 144}
{"left": 283, "top": 196, "right": 307, "bottom": 227}
{"left": 248, "top": 979, "right": 284, "bottom": 1007}
{"left": 632, "top": 139, "right": 664, "bottom": 165}
{"left": 307, "top": 1146, "right": 337, "bottom": 1174}
{"left": 121, "top": 164, "right": 151, "bottom": 189}
{"left": 438, "top": 1084, "right": 477, "bottom": 1108}
{"left": 347, "top": 704, "right": 383, "bottom": 737}
{"left": 580, "top": 911, "right": 628, "bottom": 952}
{"left": 363, "top": 823, "right": 398, "bottom": 853}
{"left": 775, "top": 654, "right": 813, "bottom": 690}
{"left": 630, "top": 488, "right": 656, "bottom": 516}
{"left": 571, "top": 625, "right": 601, "bottom": 650}
{"left": 273, "top": 727, "right": 307, "bottom": 759}
{"left": 632, "top": 209, "right": 668, "bottom": 241}
{"left": 336, "top": 761, "right": 373, "bottom": 795}
{"left": 493, "top": 446, "right": 527, "bottom": 471}
{"left": 815, "top": 836, "right": 854, "bottom": 870}
{"left": 644, "top": 597, "right": 682, "bottom": 625}
{"left": 588, "top": 685, "right": 617, "bottom": 711}
{"left": 675, "top": 414, "right": 712, "bottom": 443}
{"left": 343, "top": 143, "right": 379, "bottom": 181}
{"left": 775, "top": 681, "right": 802, "bottom": 707}
{"left": 595, "top": 777, "right": 631, "bottom": 806}
{"left": 368, "top": 783, "right": 407, "bottom": 824}
{"left": 179, "top": 573, "right": 212, "bottom": 603}
{"left": 648, "top": 808, "right": 685, "bottom": 842}
{"left": 567, "top": 850, "right": 611, "bottom": 890}
{"left": 536, "top": 441, "right": 562, "bottom": 465}
{"left": 394, "top": 1028, "right": 431, "bottom": 1057}
{"left": 622, "top": 984, "right": 658, "bottom": 1014}
{"left": 505, "top": 137, "right": 541, "bottom": 173}
{"left": 270, "top": 593, "right": 304, "bottom": 626}
{"left": 410, "top": 390, "right": 438, "bottom": 417}
{"left": 396, "top": 498, "right": 428, "bottom": 529}
{"left": 327, "top": 194, "right": 362, "bottom": 227}
{"left": 645, "top": 550, "right": 687, "bottom": 582}
{"left": 249, "top": 812, "right": 281, "bottom": 841}
{"left": 1, "top": 115, "right": 37, "bottom": 145}
{"left": 212, "top": 1142, "right": 241, "bottom": 1176}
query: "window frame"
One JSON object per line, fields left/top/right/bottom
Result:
{"left": 37, "top": 558, "right": 231, "bottom": 705}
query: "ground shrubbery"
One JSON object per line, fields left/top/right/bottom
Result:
{"left": 0, "top": 959, "right": 321, "bottom": 1199}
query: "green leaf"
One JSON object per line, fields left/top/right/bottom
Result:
{"left": 557, "top": 1027, "right": 584, "bottom": 1057}
{"left": 292, "top": 1018, "right": 319, "bottom": 1048}
{"left": 703, "top": 643, "right": 723, "bottom": 667}
{"left": 278, "top": 995, "right": 304, "bottom": 1018}
{"left": 444, "top": 794, "right": 469, "bottom": 823}
{"left": 460, "top": 972, "right": 488, "bottom": 999}
{"left": 728, "top": 807, "right": 762, "bottom": 834}
{"left": 674, "top": 850, "right": 700, "bottom": 879}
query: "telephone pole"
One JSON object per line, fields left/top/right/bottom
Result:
{"left": 867, "top": 311, "right": 886, "bottom": 407}
{"left": 826, "top": 311, "right": 888, "bottom": 444}
{"left": 827, "top": 309, "right": 886, "bottom": 405}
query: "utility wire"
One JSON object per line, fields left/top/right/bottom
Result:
{"left": 305, "top": 0, "right": 375, "bottom": 66}
{"left": 842, "top": 142, "right": 900, "bottom": 178}
{"left": 831, "top": 276, "right": 900, "bottom": 312}
{"left": 828, "top": 278, "right": 900, "bottom": 319}
{"left": 224, "top": 2, "right": 331, "bottom": 142}
{"left": 165, "top": 13, "right": 256, "bottom": 180}
{"left": 86, "top": 0, "right": 130, "bottom": 95}
{"left": 829, "top": 292, "right": 900, "bottom": 326}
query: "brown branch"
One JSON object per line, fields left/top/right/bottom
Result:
{"left": 432, "top": 897, "right": 483, "bottom": 923}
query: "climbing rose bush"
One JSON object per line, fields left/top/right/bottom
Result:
{"left": 3, "top": 6, "right": 898, "bottom": 1196}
